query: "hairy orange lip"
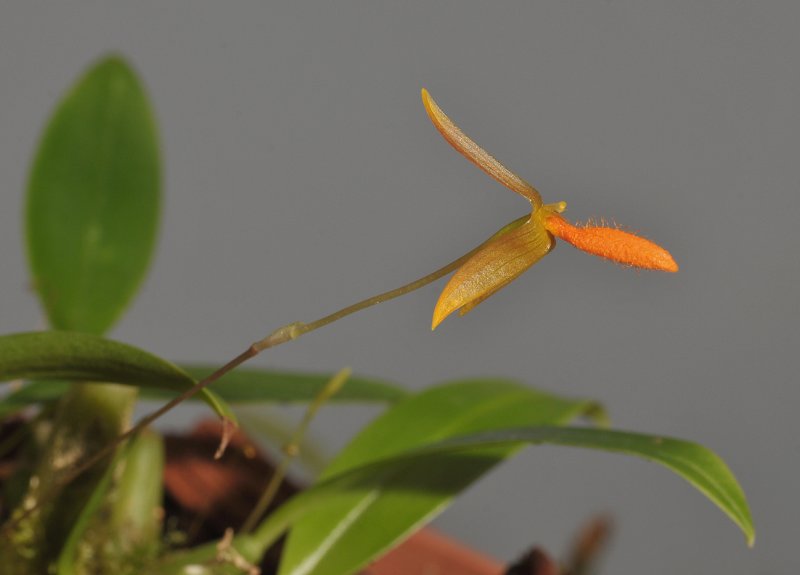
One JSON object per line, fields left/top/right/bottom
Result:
{"left": 545, "top": 214, "right": 678, "bottom": 273}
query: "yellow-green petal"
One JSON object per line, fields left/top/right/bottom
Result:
{"left": 432, "top": 216, "right": 553, "bottom": 329}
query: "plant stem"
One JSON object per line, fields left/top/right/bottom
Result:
{"left": 65, "top": 235, "right": 489, "bottom": 474}
{"left": 251, "top": 233, "right": 498, "bottom": 351}
{"left": 240, "top": 368, "right": 351, "bottom": 534}
{"left": 5, "top": 224, "right": 510, "bottom": 534}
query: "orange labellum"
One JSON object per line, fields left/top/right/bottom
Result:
{"left": 545, "top": 214, "right": 678, "bottom": 272}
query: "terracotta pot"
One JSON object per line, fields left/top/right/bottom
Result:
{"left": 368, "top": 528, "right": 504, "bottom": 575}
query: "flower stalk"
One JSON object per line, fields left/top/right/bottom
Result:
{"left": 12, "top": 88, "right": 679, "bottom": 538}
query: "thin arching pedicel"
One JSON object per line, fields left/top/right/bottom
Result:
{"left": 1, "top": 229, "right": 515, "bottom": 534}
{"left": 6, "top": 90, "right": 679, "bottom": 536}
{"left": 421, "top": 89, "right": 544, "bottom": 209}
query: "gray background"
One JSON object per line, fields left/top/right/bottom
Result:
{"left": 1, "top": 2, "right": 797, "bottom": 573}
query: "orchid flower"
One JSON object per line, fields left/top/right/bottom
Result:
{"left": 422, "top": 89, "right": 678, "bottom": 330}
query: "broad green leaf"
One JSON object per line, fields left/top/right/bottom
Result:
{"left": 279, "top": 379, "right": 603, "bottom": 575}
{"left": 0, "top": 332, "right": 233, "bottom": 421}
{"left": 26, "top": 55, "right": 160, "bottom": 334}
{"left": 156, "top": 424, "right": 750, "bottom": 575}
{"left": 256, "top": 426, "right": 751, "bottom": 575}
{"left": 151, "top": 380, "right": 603, "bottom": 575}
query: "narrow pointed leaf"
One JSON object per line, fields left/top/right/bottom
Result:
{"left": 151, "top": 381, "right": 603, "bottom": 575}
{"left": 278, "top": 380, "right": 603, "bottom": 575}
{"left": 0, "top": 366, "right": 408, "bottom": 419}
{"left": 175, "top": 365, "right": 409, "bottom": 404}
{"left": 429, "top": 427, "right": 753, "bottom": 546}
{"left": 214, "top": 426, "right": 749, "bottom": 575}
{"left": 26, "top": 55, "right": 160, "bottom": 334}
{"left": 0, "top": 332, "right": 232, "bottom": 421}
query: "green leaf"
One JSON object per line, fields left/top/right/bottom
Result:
{"left": 151, "top": 380, "right": 602, "bottom": 575}
{"left": 55, "top": 430, "right": 165, "bottom": 574}
{"left": 236, "top": 409, "right": 330, "bottom": 475}
{"left": 319, "top": 379, "right": 606, "bottom": 477}
{"left": 56, "top": 434, "right": 129, "bottom": 575}
{"left": 26, "top": 55, "right": 160, "bottom": 334}
{"left": 109, "top": 430, "right": 165, "bottom": 565}
{"left": 431, "top": 427, "right": 754, "bottom": 546}
{"left": 0, "top": 365, "right": 407, "bottom": 420}
{"left": 176, "top": 365, "right": 409, "bottom": 404}
{"left": 278, "top": 379, "right": 603, "bottom": 575}
{"left": 0, "top": 332, "right": 232, "bottom": 421}
{"left": 239, "top": 427, "right": 750, "bottom": 575}
{"left": 0, "top": 380, "right": 70, "bottom": 419}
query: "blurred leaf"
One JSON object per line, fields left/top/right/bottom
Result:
{"left": 278, "top": 379, "right": 603, "bottom": 575}
{"left": 109, "top": 430, "right": 165, "bottom": 564}
{"left": 54, "top": 431, "right": 165, "bottom": 573}
{"left": 56, "top": 434, "right": 129, "bottom": 575}
{"left": 0, "top": 380, "right": 71, "bottom": 419}
{"left": 0, "top": 364, "right": 408, "bottom": 421}
{"left": 177, "top": 365, "right": 409, "bottom": 404}
{"left": 237, "top": 408, "right": 330, "bottom": 475}
{"left": 26, "top": 55, "right": 160, "bottom": 334}
{"left": 0, "top": 332, "right": 233, "bottom": 421}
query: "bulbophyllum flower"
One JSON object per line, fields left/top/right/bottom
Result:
{"left": 422, "top": 89, "right": 678, "bottom": 330}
